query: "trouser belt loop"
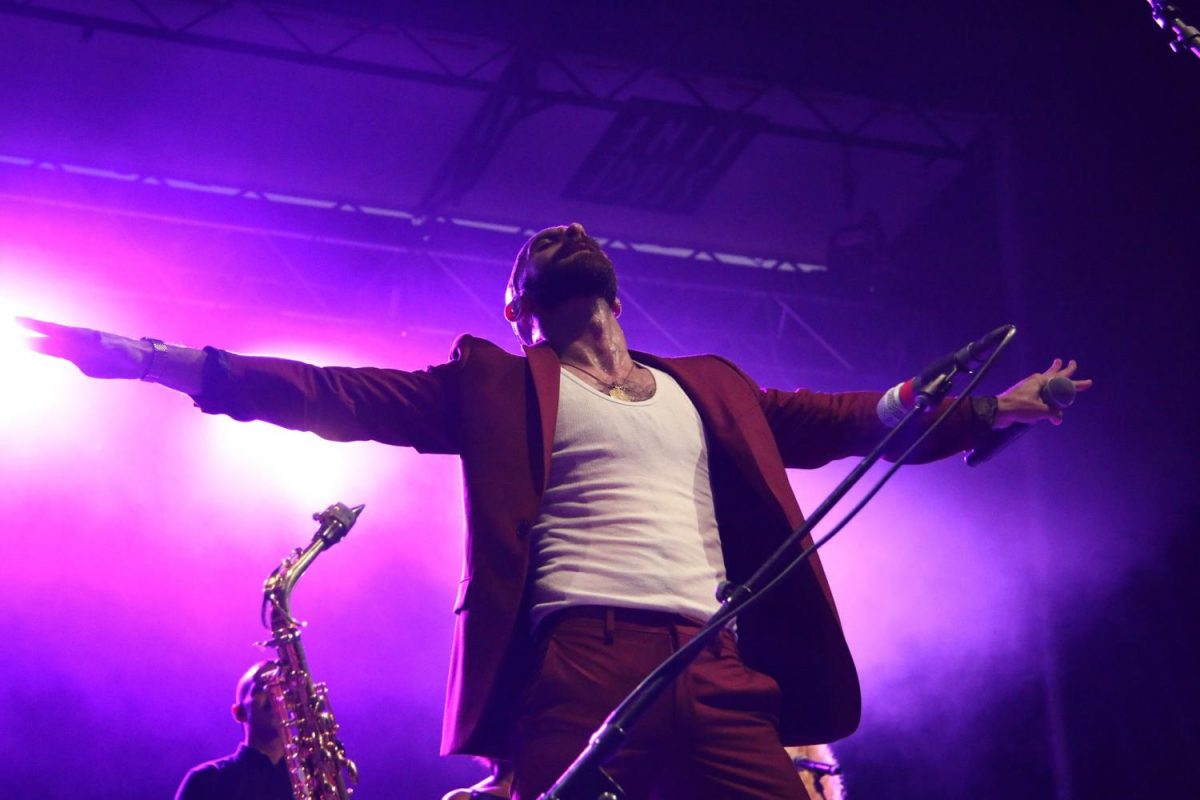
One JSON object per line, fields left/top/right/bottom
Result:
{"left": 604, "top": 607, "right": 615, "bottom": 644}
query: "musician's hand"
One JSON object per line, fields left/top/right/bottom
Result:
{"left": 994, "top": 358, "right": 1093, "bottom": 429}
{"left": 16, "top": 317, "right": 152, "bottom": 379}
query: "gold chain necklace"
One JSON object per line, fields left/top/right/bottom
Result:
{"left": 563, "top": 359, "right": 638, "bottom": 402}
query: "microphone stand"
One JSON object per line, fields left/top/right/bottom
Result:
{"left": 1148, "top": 1, "right": 1200, "bottom": 59}
{"left": 538, "top": 327, "right": 1017, "bottom": 800}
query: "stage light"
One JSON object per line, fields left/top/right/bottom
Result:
{"left": 191, "top": 342, "right": 392, "bottom": 516}
{"left": 0, "top": 295, "right": 93, "bottom": 443}
{"left": 200, "top": 413, "right": 366, "bottom": 510}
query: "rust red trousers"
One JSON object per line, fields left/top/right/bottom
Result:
{"left": 512, "top": 607, "right": 812, "bottom": 800}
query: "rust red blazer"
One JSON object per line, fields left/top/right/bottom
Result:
{"left": 194, "top": 335, "right": 986, "bottom": 756}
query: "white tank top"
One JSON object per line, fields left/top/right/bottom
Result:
{"left": 527, "top": 364, "right": 727, "bottom": 628}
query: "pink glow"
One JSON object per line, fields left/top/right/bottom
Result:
{"left": 791, "top": 462, "right": 1039, "bottom": 725}
{"left": 0, "top": 204, "right": 1124, "bottom": 798}
{"left": 0, "top": 208, "right": 480, "bottom": 795}
{"left": 0, "top": 286, "right": 118, "bottom": 450}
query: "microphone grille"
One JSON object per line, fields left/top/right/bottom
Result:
{"left": 1042, "top": 376, "right": 1077, "bottom": 409}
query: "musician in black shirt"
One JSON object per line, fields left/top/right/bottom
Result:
{"left": 174, "top": 662, "right": 291, "bottom": 800}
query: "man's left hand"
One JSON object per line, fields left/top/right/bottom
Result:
{"left": 994, "top": 358, "right": 1093, "bottom": 429}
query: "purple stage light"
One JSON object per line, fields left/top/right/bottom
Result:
{"left": 788, "top": 459, "right": 1039, "bottom": 721}
{"left": 202, "top": 416, "right": 368, "bottom": 510}
{"left": 193, "top": 339, "right": 386, "bottom": 512}
{"left": 0, "top": 293, "right": 98, "bottom": 442}
{"left": 0, "top": 194, "right": 1123, "bottom": 800}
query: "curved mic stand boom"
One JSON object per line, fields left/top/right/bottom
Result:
{"left": 1148, "top": 1, "right": 1200, "bottom": 59}
{"left": 538, "top": 326, "right": 1018, "bottom": 800}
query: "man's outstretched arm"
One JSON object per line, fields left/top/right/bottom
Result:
{"left": 758, "top": 357, "right": 1093, "bottom": 468}
{"left": 16, "top": 316, "right": 466, "bottom": 453}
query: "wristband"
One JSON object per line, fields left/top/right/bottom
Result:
{"left": 970, "top": 395, "right": 998, "bottom": 430}
{"left": 139, "top": 337, "right": 170, "bottom": 382}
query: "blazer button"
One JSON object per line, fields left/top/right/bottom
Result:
{"left": 516, "top": 520, "right": 532, "bottom": 537}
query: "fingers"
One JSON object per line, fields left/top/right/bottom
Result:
{"left": 19, "top": 318, "right": 101, "bottom": 349}
{"left": 1050, "top": 360, "right": 1093, "bottom": 394}
{"left": 1047, "top": 358, "right": 1094, "bottom": 390}
{"left": 1047, "top": 359, "right": 1092, "bottom": 423}
{"left": 24, "top": 334, "right": 72, "bottom": 360}
{"left": 1043, "top": 358, "right": 1076, "bottom": 377}
{"left": 14, "top": 316, "right": 77, "bottom": 335}
{"left": 23, "top": 334, "right": 92, "bottom": 376}
{"left": 20, "top": 319, "right": 99, "bottom": 367}
{"left": 15, "top": 316, "right": 87, "bottom": 339}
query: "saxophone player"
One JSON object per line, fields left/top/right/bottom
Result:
{"left": 175, "top": 662, "right": 292, "bottom": 800}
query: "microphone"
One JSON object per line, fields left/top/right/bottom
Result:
{"left": 877, "top": 325, "right": 1015, "bottom": 427}
{"left": 791, "top": 757, "right": 844, "bottom": 777}
{"left": 1147, "top": 1, "right": 1200, "bottom": 59}
{"left": 312, "top": 502, "right": 365, "bottom": 546}
{"left": 964, "top": 376, "right": 1076, "bottom": 466}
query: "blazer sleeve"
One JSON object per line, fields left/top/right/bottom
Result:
{"left": 189, "top": 336, "right": 478, "bottom": 455}
{"left": 758, "top": 385, "right": 992, "bottom": 469}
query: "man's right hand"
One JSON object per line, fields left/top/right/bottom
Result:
{"left": 17, "top": 317, "right": 152, "bottom": 379}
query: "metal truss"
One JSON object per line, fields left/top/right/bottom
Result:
{"left": 0, "top": 152, "right": 831, "bottom": 275}
{"left": 0, "top": 0, "right": 981, "bottom": 167}
{"left": 416, "top": 48, "right": 553, "bottom": 213}
{"left": 0, "top": 151, "right": 888, "bottom": 383}
{"left": 0, "top": 0, "right": 973, "bottom": 380}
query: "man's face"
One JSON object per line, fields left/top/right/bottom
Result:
{"left": 511, "top": 223, "right": 617, "bottom": 314}
{"left": 234, "top": 664, "right": 281, "bottom": 737}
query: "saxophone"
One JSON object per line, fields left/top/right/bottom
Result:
{"left": 260, "top": 502, "right": 363, "bottom": 800}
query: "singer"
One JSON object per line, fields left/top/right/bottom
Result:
{"left": 20, "top": 223, "right": 1090, "bottom": 800}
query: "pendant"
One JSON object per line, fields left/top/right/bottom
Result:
{"left": 608, "top": 385, "right": 632, "bottom": 402}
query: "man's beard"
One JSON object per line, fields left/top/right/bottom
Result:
{"left": 522, "top": 249, "right": 618, "bottom": 310}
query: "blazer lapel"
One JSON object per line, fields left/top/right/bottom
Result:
{"left": 634, "top": 351, "right": 796, "bottom": 523}
{"left": 521, "top": 346, "right": 793, "bottom": 523}
{"left": 523, "top": 342, "right": 561, "bottom": 493}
